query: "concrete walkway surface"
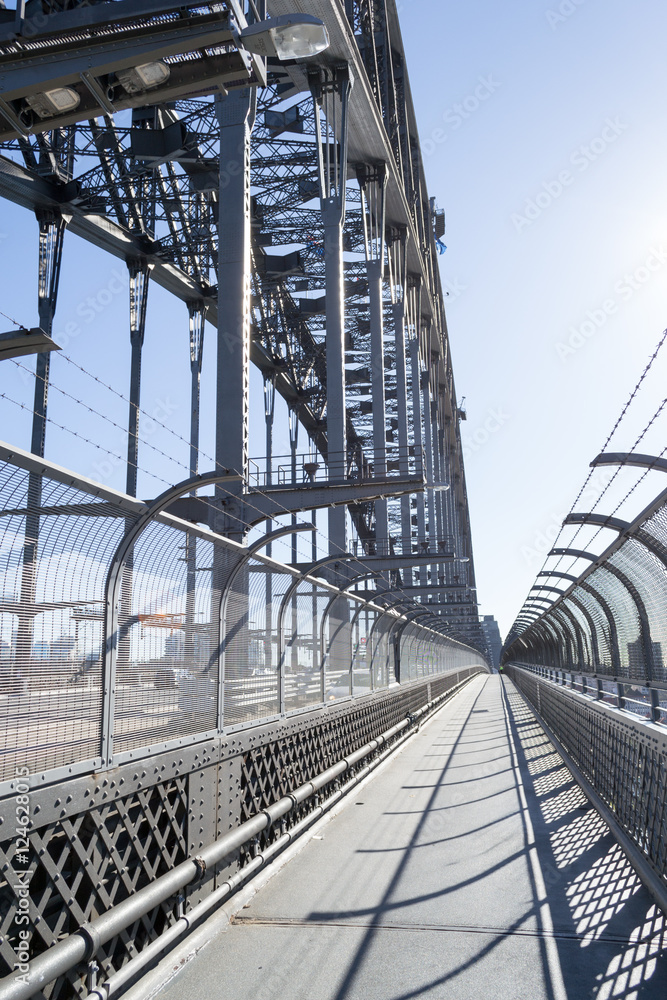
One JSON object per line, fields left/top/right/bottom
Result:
{"left": 151, "top": 675, "right": 667, "bottom": 1000}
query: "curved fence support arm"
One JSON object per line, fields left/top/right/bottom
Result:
{"left": 580, "top": 582, "right": 621, "bottom": 674}
{"left": 634, "top": 528, "right": 667, "bottom": 570}
{"left": 554, "top": 605, "right": 585, "bottom": 670}
{"left": 567, "top": 595, "right": 601, "bottom": 670}
{"left": 220, "top": 522, "right": 315, "bottom": 719}
{"left": 533, "top": 619, "right": 562, "bottom": 670}
{"left": 102, "top": 470, "right": 242, "bottom": 766}
{"left": 319, "top": 590, "right": 347, "bottom": 697}
{"left": 318, "top": 574, "right": 386, "bottom": 695}
{"left": 601, "top": 563, "right": 657, "bottom": 681}
{"left": 347, "top": 599, "right": 373, "bottom": 690}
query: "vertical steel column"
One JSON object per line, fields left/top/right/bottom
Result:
{"left": 264, "top": 377, "right": 275, "bottom": 669}
{"left": 184, "top": 302, "right": 205, "bottom": 663}
{"left": 125, "top": 259, "right": 150, "bottom": 498}
{"left": 357, "top": 163, "right": 388, "bottom": 553}
{"left": 288, "top": 406, "right": 299, "bottom": 673}
{"left": 435, "top": 396, "right": 447, "bottom": 549}
{"left": 289, "top": 406, "right": 299, "bottom": 562}
{"left": 388, "top": 230, "right": 411, "bottom": 561}
{"left": 215, "top": 86, "right": 255, "bottom": 505}
{"left": 421, "top": 339, "right": 437, "bottom": 590}
{"left": 188, "top": 302, "right": 205, "bottom": 479}
{"left": 31, "top": 209, "right": 65, "bottom": 459}
{"left": 309, "top": 64, "right": 353, "bottom": 557}
{"left": 117, "top": 259, "right": 149, "bottom": 676}
{"left": 407, "top": 282, "right": 427, "bottom": 585}
{"left": 16, "top": 210, "right": 66, "bottom": 679}
{"left": 431, "top": 399, "right": 444, "bottom": 551}
{"left": 213, "top": 87, "right": 256, "bottom": 726}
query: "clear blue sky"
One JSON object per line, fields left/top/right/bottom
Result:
{"left": 399, "top": 0, "right": 667, "bottom": 637}
{"left": 1, "top": 0, "right": 666, "bottom": 638}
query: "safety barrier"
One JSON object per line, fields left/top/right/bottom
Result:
{"left": 0, "top": 445, "right": 486, "bottom": 790}
{"left": 0, "top": 669, "right": 485, "bottom": 999}
{"left": 506, "top": 663, "right": 667, "bottom": 912}
{"left": 0, "top": 443, "right": 488, "bottom": 998}
{"left": 508, "top": 661, "right": 667, "bottom": 726}
{"left": 503, "top": 485, "right": 667, "bottom": 688}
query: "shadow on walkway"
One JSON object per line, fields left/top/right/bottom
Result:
{"left": 501, "top": 678, "right": 667, "bottom": 1000}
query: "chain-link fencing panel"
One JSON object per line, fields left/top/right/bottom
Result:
{"left": 283, "top": 581, "right": 329, "bottom": 712}
{"left": 571, "top": 587, "right": 616, "bottom": 672}
{"left": 0, "top": 461, "right": 128, "bottom": 779}
{"left": 113, "top": 520, "right": 219, "bottom": 753}
{"left": 223, "top": 556, "right": 282, "bottom": 727}
{"left": 561, "top": 598, "right": 595, "bottom": 670}
{"left": 324, "top": 594, "right": 354, "bottom": 701}
{"left": 609, "top": 540, "right": 667, "bottom": 681}
{"left": 351, "top": 605, "right": 376, "bottom": 695}
{"left": 587, "top": 565, "right": 643, "bottom": 679}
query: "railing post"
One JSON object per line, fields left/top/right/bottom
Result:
{"left": 649, "top": 687, "right": 660, "bottom": 723}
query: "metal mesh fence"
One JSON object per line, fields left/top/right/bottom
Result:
{"left": 609, "top": 541, "right": 667, "bottom": 681}
{"left": 505, "top": 491, "right": 667, "bottom": 692}
{"left": 506, "top": 664, "right": 667, "bottom": 891}
{"left": 0, "top": 453, "right": 488, "bottom": 787}
{"left": 572, "top": 587, "right": 615, "bottom": 671}
{"left": 0, "top": 460, "right": 127, "bottom": 779}
{"left": 114, "top": 521, "right": 218, "bottom": 753}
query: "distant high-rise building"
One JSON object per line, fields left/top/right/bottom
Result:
{"left": 480, "top": 616, "right": 503, "bottom": 669}
{"left": 626, "top": 639, "right": 662, "bottom": 679}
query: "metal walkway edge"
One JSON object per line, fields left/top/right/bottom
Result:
{"left": 137, "top": 676, "right": 667, "bottom": 1000}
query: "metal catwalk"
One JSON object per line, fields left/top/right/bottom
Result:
{"left": 138, "top": 676, "right": 667, "bottom": 1000}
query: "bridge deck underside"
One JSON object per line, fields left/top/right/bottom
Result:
{"left": 149, "top": 676, "right": 667, "bottom": 1000}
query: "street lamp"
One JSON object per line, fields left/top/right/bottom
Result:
{"left": 239, "top": 14, "right": 330, "bottom": 61}
{"left": 0, "top": 4, "right": 331, "bottom": 139}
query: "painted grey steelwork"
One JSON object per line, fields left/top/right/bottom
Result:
{"left": 504, "top": 479, "right": 667, "bottom": 695}
{"left": 0, "top": 0, "right": 482, "bottom": 649}
{"left": 0, "top": 686, "right": 466, "bottom": 1000}
{"left": 506, "top": 664, "right": 667, "bottom": 914}
{"left": 0, "top": 439, "right": 486, "bottom": 998}
{"left": 0, "top": 3, "right": 492, "bottom": 996}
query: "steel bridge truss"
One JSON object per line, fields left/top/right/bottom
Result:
{"left": 0, "top": 5, "right": 495, "bottom": 995}
{"left": 0, "top": 0, "right": 483, "bottom": 648}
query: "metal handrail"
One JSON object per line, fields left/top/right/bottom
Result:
{"left": 505, "top": 664, "right": 667, "bottom": 915}
{"left": 0, "top": 680, "right": 480, "bottom": 1000}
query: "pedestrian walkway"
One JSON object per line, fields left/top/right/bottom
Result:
{"left": 149, "top": 676, "right": 667, "bottom": 1000}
